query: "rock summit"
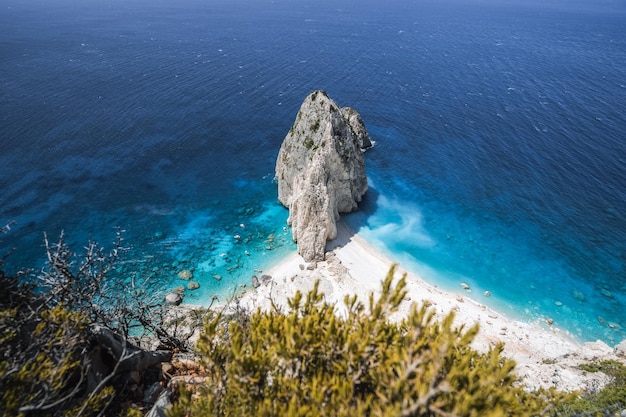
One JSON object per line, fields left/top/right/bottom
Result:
{"left": 276, "top": 90, "right": 372, "bottom": 261}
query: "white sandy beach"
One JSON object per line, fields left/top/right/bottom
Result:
{"left": 240, "top": 220, "right": 626, "bottom": 392}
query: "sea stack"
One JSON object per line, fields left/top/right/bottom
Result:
{"left": 276, "top": 90, "right": 372, "bottom": 262}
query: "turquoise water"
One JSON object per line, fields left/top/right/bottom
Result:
{"left": 1, "top": 0, "right": 625, "bottom": 344}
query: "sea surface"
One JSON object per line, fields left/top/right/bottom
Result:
{"left": 1, "top": 0, "right": 625, "bottom": 344}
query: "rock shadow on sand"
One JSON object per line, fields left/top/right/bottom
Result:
{"left": 325, "top": 185, "right": 381, "bottom": 252}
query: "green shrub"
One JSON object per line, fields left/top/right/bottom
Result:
{"left": 171, "top": 267, "right": 564, "bottom": 416}
{"left": 0, "top": 286, "right": 112, "bottom": 417}
{"left": 0, "top": 230, "right": 182, "bottom": 416}
{"left": 304, "top": 137, "right": 314, "bottom": 150}
{"left": 553, "top": 360, "right": 626, "bottom": 416}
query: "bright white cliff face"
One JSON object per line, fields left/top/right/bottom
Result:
{"left": 276, "top": 90, "right": 371, "bottom": 262}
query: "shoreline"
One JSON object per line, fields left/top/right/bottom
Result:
{"left": 239, "top": 220, "right": 626, "bottom": 391}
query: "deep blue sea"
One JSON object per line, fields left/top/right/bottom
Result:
{"left": 1, "top": 0, "right": 625, "bottom": 344}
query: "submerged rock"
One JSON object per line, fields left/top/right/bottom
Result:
{"left": 572, "top": 289, "right": 586, "bottom": 302}
{"left": 275, "top": 90, "right": 371, "bottom": 261}
{"left": 177, "top": 269, "right": 193, "bottom": 280}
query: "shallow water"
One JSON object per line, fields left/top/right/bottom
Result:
{"left": 1, "top": 0, "right": 625, "bottom": 344}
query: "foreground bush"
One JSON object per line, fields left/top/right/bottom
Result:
{"left": 0, "top": 229, "right": 188, "bottom": 417}
{"left": 171, "top": 266, "right": 565, "bottom": 417}
{"left": 0, "top": 273, "right": 112, "bottom": 417}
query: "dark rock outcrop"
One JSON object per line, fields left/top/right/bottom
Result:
{"left": 275, "top": 90, "right": 371, "bottom": 261}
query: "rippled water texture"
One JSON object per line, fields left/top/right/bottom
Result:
{"left": 1, "top": 0, "right": 625, "bottom": 343}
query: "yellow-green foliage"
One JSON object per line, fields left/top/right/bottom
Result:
{"left": 171, "top": 267, "right": 562, "bottom": 417}
{"left": 0, "top": 304, "right": 111, "bottom": 417}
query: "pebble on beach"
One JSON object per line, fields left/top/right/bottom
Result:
{"left": 252, "top": 275, "right": 261, "bottom": 288}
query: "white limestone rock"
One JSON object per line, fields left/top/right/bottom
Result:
{"left": 581, "top": 340, "right": 614, "bottom": 358}
{"left": 341, "top": 106, "right": 373, "bottom": 149}
{"left": 615, "top": 339, "right": 626, "bottom": 357}
{"left": 276, "top": 90, "right": 370, "bottom": 261}
{"left": 165, "top": 292, "right": 183, "bottom": 306}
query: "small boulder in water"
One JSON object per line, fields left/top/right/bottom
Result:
{"left": 187, "top": 281, "right": 200, "bottom": 290}
{"left": 572, "top": 290, "right": 586, "bottom": 302}
{"left": 165, "top": 292, "right": 183, "bottom": 306}
{"left": 600, "top": 288, "right": 614, "bottom": 299}
{"left": 178, "top": 269, "right": 193, "bottom": 280}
